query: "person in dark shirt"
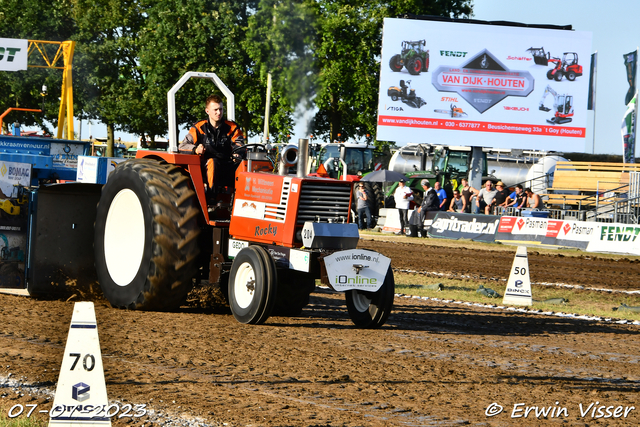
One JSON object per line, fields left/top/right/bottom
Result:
{"left": 493, "top": 181, "right": 510, "bottom": 207}
{"left": 507, "top": 184, "right": 526, "bottom": 210}
{"left": 179, "top": 94, "right": 245, "bottom": 202}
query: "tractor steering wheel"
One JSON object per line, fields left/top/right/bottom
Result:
{"left": 232, "top": 143, "right": 275, "bottom": 168}
{"left": 232, "top": 143, "right": 267, "bottom": 160}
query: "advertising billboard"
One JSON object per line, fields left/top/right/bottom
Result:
{"left": 0, "top": 38, "right": 28, "bottom": 71}
{"left": 377, "top": 18, "right": 593, "bottom": 151}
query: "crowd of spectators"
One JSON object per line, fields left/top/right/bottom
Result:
{"left": 388, "top": 177, "right": 546, "bottom": 238}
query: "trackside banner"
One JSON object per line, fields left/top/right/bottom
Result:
{"left": 428, "top": 212, "right": 499, "bottom": 242}
{"left": 0, "top": 38, "right": 28, "bottom": 71}
{"left": 495, "top": 216, "right": 640, "bottom": 255}
{"left": 377, "top": 18, "right": 592, "bottom": 151}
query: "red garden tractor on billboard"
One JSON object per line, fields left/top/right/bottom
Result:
{"left": 389, "top": 40, "right": 430, "bottom": 75}
{"left": 546, "top": 52, "right": 583, "bottom": 82}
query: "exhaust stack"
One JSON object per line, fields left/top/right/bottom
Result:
{"left": 297, "top": 138, "right": 309, "bottom": 178}
{"left": 278, "top": 144, "right": 299, "bottom": 175}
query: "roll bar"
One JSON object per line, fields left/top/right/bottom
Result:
{"left": 167, "top": 72, "right": 235, "bottom": 152}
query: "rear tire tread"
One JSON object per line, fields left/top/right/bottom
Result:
{"left": 95, "top": 159, "right": 201, "bottom": 311}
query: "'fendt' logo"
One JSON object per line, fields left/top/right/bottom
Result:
{"left": 440, "top": 50, "right": 467, "bottom": 57}
{"left": 0, "top": 47, "right": 21, "bottom": 62}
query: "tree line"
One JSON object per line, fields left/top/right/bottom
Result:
{"left": 0, "top": 0, "right": 472, "bottom": 147}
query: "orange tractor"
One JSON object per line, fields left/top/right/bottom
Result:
{"left": 92, "top": 72, "right": 394, "bottom": 327}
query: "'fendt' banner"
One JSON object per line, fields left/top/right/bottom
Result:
{"left": 377, "top": 18, "right": 592, "bottom": 151}
{"left": 0, "top": 38, "right": 28, "bottom": 71}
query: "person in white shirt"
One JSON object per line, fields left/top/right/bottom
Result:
{"left": 393, "top": 179, "right": 413, "bottom": 235}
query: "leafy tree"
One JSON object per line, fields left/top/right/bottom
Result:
{"left": 71, "top": 0, "right": 149, "bottom": 153}
{"left": 246, "top": 0, "right": 318, "bottom": 142}
{"left": 248, "top": 0, "right": 473, "bottom": 149}
{"left": 134, "top": 0, "right": 299, "bottom": 143}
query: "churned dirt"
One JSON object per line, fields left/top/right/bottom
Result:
{"left": 1, "top": 236, "right": 640, "bottom": 426}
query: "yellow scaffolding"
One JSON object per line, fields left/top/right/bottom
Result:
{"left": 26, "top": 40, "right": 75, "bottom": 139}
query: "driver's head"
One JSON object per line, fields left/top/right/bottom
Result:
{"left": 205, "top": 94, "right": 224, "bottom": 125}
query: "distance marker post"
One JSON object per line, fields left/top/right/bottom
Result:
{"left": 49, "top": 302, "right": 111, "bottom": 426}
{"left": 502, "top": 246, "right": 533, "bottom": 306}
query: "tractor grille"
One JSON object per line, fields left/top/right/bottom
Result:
{"left": 297, "top": 181, "right": 352, "bottom": 225}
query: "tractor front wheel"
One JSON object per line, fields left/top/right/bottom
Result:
{"left": 546, "top": 70, "right": 554, "bottom": 80}
{"left": 345, "top": 267, "right": 395, "bottom": 328}
{"left": 391, "top": 94, "right": 398, "bottom": 101}
{"left": 389, "top": 54, "right": 403, "bottom": 72}
{"left": 554, "top": 70, "right": 564, "bottom": 82}
{"left": 408, "top": 57, "right": 422, "bottom": 76}
{"left": 94, "top": 159, "right": 201, "bottom": 311}
{"left": 228, "top": 246, "right": 277, "bottom": 324}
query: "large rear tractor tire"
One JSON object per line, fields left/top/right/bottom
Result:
{"left": 345, "top": 267, "right": 395, "bottom": 328}
{"left": 228, "top": 246, "right": 277, "bottom": 324}
{"left": 94, "top": 159, "right": 201, "bottom": 310}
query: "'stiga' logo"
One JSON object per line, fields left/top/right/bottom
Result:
{"left": 440, "top": 50, "right": 467, "bottom": 58}
{"left": 0, "top": 47, "right": 21, "bottom": 62}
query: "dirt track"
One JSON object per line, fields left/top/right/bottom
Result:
{"left": 1, "top": 236, "right": 640, "bottom": 426}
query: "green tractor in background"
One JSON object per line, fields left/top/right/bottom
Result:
{"left": 389, "top": 40, "right": 430, "bottom": 76}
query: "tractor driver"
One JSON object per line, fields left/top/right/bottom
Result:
{"left": 179, "top": 94, "right": 245, "bottom": 201}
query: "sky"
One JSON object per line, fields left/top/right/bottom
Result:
{"left": 27, "top": 0, "right": 638, "bottom": 155}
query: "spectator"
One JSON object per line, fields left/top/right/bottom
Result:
{"left": 460, "top": 178, "right": 479, "bottom": 213}
{"left": 507, "top": 184, "right": 526, "bottom": 210}
{"left": 492, "top": 181, "right": 511, "bottom": 213}
{"left": 356, "top": 183, "right": 373, "bottom": 230}
{"left": 525, "top": 188, "right": 543, "bottom": 209}
{"left": 414, "top": 179, "right": 439, "bottom": 237}
{"left": 394, "top": 178, "right": 413, "bottom": 235}
{"left": 476, "top": 180, "right": 497, "bottom": 214}
{"left": 447, "top": 190, "right": 466, "bottom": 212}
{"left": 434, "top": 181, "right": 448, "bottom": 211}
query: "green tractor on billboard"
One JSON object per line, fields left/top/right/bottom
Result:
{"left": 389, "top": 40, "right": 430, "bottom": 76}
